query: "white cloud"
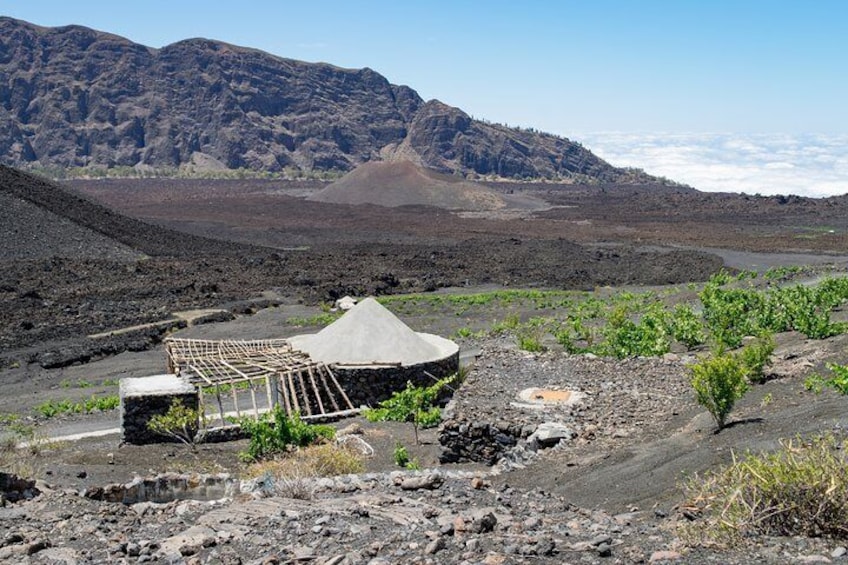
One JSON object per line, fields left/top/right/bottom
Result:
{"left": 574, "top": 132, "right": 848, "bottom": 197}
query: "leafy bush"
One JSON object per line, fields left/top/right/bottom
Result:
{"left": 682, "top": 434, "right": 848, "bottom": 545}
{"left": 363, "top": 375, "right": 456, "bottom": 444}
{"left": 690, "top": 353, "right": 750, "bottom": 431}
{"left": 699, "top": 277, "right": 848, "bottom": 347}
{"left": 516, "top": 330, "right": 546, "bottom": 352}
{"left": 737, "top": 333, "right": 775, "bottom": 384}
{"left": 35, "top": 394, "right": 120, "bottom": 418}
{"left": 238, "top": 407, "right": 335, "bottom": 462}
{"left": 600, "top": 303, "right": 670, "bottom": 358}
{"left": 700, "top": 285, "right": 765, "bottom": 349}
{"left": 825, "top": 363, "right": 848, "bottom": 394}
{"left": 773, "top": 285, "right": 840, "bottom": 339}
{"left": 491, "top": 313, "right": 521, "bottom": 334}
{"left": 147, "top": 399, "right": 204, "bottom": 449}
{"left": 405, "top": 458, "right": 422, "bottom": 470}
{"left": 763, "top": 265, "right": 803, "bottom": 281}
{"left": 806, "top": 362, "right": 848, "bottom": 395}
{"left": 670, "top": 304, "right": 707, "bottom": 349}
{"left": 393, "top": 442, "right": 410, "bottom": 467}
{"left": 454, "top": 326, "right": 485, "bottom": 339}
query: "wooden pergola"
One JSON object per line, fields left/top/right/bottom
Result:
{"left": 163, "top": 337, "right": 355, "bottom": 426}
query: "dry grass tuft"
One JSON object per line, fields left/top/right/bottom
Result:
{"left": 242, "top": 443, "right": 365, "bottom": 499}
{"left": 680, "top": 432, "right": 848, "bottom": 547}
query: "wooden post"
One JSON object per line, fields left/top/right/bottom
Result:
{"left": 307, "top": 365, "right": 325, "bottom": 415}
{"left": 325, "top": 365, "right": 354, "bottom": 410}
{"left": 295, "top": 369, "right": 312, "bottom": 416}
{"left": 318, "top": 365, "right": 340, "bottom": 412}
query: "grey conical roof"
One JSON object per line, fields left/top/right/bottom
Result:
{"left": 289, "top": 297, "right": 452, "bottom": 366}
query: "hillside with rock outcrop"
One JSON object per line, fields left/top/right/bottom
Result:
{"left": 0, "top": 17, "right": 657, "bottom": 183}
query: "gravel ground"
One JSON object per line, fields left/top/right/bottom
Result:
{"left": 4, "top": 333, "right": 848, "bottom": 564}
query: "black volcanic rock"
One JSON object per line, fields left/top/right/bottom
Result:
{"left": 0, "top": 17, "right": 656, "bottom": 183}
{"left": 0, "top": 164, "right": 261, "bottom": 258}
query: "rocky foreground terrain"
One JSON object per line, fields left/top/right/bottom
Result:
{"left": 4, "top": 333, "right": 848, "bottom": 564}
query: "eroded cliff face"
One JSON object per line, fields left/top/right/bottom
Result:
{"left": 0, "top": 17, "right": 651, "bottom": 182}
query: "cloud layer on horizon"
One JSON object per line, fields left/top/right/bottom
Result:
{"left": 574, "top": 133, "right": 848, "bottom": 197}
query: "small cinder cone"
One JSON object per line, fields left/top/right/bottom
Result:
{"left": 289, "top": 297, "right": 445, "bottom": 366}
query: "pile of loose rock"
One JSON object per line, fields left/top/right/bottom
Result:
{"left": 0, "top": 473, "right": 40, "bottom": 506}
{"left": 439, "top": 341, "right": 695, "bottom": 468}
{"left": 2, "top": 468, "right": 844, "bottom": 564}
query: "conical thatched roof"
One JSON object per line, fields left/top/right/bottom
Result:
{"left": 289, "top": 297, "right": 457, "bottom": 366}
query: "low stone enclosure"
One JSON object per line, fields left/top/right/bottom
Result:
{"left": 120, "top": 298, "right": 460, "bottom": 444}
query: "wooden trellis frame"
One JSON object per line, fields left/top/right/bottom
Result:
{"left": 163, "top": 337, "right": 355, "bottom": 426}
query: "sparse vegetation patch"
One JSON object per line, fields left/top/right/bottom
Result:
{"left": 682, "top": 433, "right": 848, "bottom": 546}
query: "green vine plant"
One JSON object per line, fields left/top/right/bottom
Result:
{"left": 363, "top": 374, "right": 459, "bottom": 445}
{"left": 146, "top": 398, "right": 206, "bottom": 451}
{"left": 690, "top": 353, "right": 750, "bottom": 432}
{"left": 236, "top": 407, "right": 335, "bottom": 463}
{"left": 805, "top": 362, "right": 848, "bottom": 395}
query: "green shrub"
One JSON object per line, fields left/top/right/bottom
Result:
{"left": 238, "top": 407, "right": 335, "bottom": 462}
{"left": 363, "top": 375, "right": 456, "bottom": 444}
{"left": 824, "top": 363, "right": 848, "bottom": 394}
{"left": 681, "top": 434, "right": 848, "bottom": 545}
{"left": 147, "top": 399, "right": 204, "bottom": 449}
{"left": 775, "top": 285, "right": 840, "bottom": 339}
{"left": 393, "top": 442, "right": 410, "bottom": 467}
{"left": 35, "top": 394, "right": 120, "bottom": 418}
{"left": 491, "top": 313, "right": 521, "bottom": 334}
{"left": 806, "top": 363, "right": 848, "bottom": 395}
{"left": 690, "top": 353, "right": 750, "bottom": 431}
{"left": 700, "top": 285, "right": 765, "bottom": 349}
{"left": 600, "top": 303, "right": 670, "bottom": 358}
{"left": 737, "top": 333, "right": 775, "bottom": 384}
{"left": 405, "top": 458, "right": 422, "bottom": 470}
{"left": 517, "top": 330, "right": 546, "bottom": 353}
{"left": 670, "top": 304, "right": 707, "bottom": 349}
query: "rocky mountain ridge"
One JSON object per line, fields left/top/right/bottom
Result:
{"left": 0, "top": 17, "right": 657, "bottom": 183}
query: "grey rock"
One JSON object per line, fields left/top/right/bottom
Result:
{"left": 468, "top": 511, "right": 497, "bottom": 534}
{"left": 529, "top": 422, "right": 575, "bottom": 448}
{"left": 523, "top": 516, "right": 542, "bottom": 530}
{"left": 399, "top": 474, "right": 443, "bottom": 491}
{"left": 425, "top": 537, "right": 446, "bottom": 555}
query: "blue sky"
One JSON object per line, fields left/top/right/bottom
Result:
{"left": 4, "top": 1, "right": 848, "bottom": 194}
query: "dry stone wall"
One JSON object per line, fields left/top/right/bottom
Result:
{"left": 333, "top": 351, "right": 459, "bottom": 408}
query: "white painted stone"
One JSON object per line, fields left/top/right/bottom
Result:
{"left": 120, "top": 374, "right": 194, "bottom": 397}
{"left": 335, "top": 295, "right": 358, "bottom": 310}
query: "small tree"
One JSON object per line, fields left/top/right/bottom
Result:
{"left": 363, "top": 375, "right": 455, "bottom": 445}
{"left": 147, "top": 399, "right": 204, "bottom": 450}
{"left": 690, "top": 353, "right": 749, "bottom": 431}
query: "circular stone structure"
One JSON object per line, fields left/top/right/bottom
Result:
{"left": 516, "top": 387, "right": 586, "bottom": 409}
{"left": 289, "top": 297, "right": 459, "bottom": 407}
